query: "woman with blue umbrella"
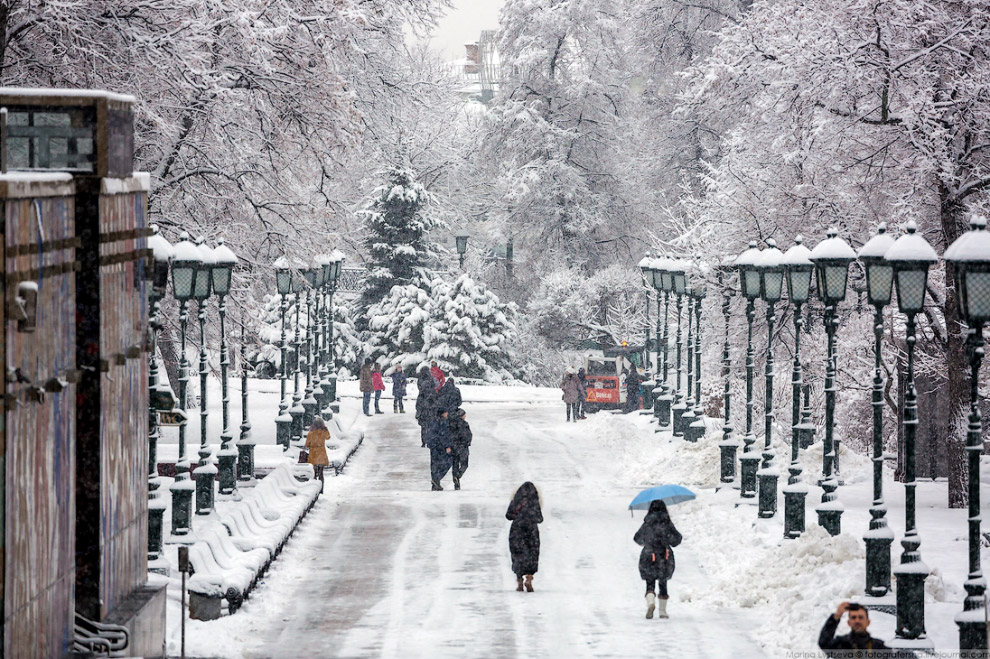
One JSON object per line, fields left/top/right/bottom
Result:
{"left": 632, "top": 486, "right": 690, "bottom": 620}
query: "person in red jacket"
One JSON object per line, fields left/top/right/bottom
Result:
{"left": 371, "top": 363, "right": 386, "bottom": 415}
{"left": 430, "top": 360, "right": 446, "bottom": 391}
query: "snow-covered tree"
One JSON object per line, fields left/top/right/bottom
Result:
{"left": 425, "top": 274, "right": 518, "bottom": 381}
{"left": 366, "top": 283, "right": 434, "bottom": 370}
{"left": 332, "top": 300, "right": 365, "bottom": 378}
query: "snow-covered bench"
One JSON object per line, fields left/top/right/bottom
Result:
{"left": 186, "top": 542, "right": 255, "bottom": 613}
{"left": 326, "top": 416, "right": 364, "bottom": 475}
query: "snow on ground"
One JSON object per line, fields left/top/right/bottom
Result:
{"left": 160, "top": 376, "right": 986, "bottom": 657}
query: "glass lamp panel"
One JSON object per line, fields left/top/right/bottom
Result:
{"left": 212, "top": 265, "right": 232, "bottom": 296}
{"left": 321, "top": 263, "right": 331, "bottom": 286}
{"left": 276, "top": 270, "right": 291, "bottom": 295}
{"left": 303, "top": 268, "right": 317, "bottom": 287}
{"left": 456, "top": 236, "right": 468, "bottom": 254}
{"left": 743, "top": 269, "right": 761, "bottom": 299}
{"left": 824, "top": 265, "right": 849, "bottom": 302}
{"left": 172, "top": 265, "right": 195, "bottom": 300}
{"left": 787, "top": 269, "right": 811, "bottom": 303}
{"left": 331, "top": 261, "right": 342, "bottom": 282}
{"left": 660, "top": 271, "right": 672, "bottom": 292}
{"left": 866, "top": 264, "right": 893, "bottom": 306}
{"left": 673, "top": 273, "right": 686, "bottom": 295}
{"left": 965, "top": 271, "right": 990, "bottom": 321}
{"left": 650, "top": 269, "right": 661, "bottom": 290}
{"left": 763, "top": 270, "right": 784, "bottom": 302}
{"left": 895, "top": 268, "right": 928, "bottom": 313}
{"left": 194, "top": 263, "right": 212, "bottom": 299}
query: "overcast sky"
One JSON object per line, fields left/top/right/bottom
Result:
{"left": 428, "top": 0, "right": 505, "bottom": 60}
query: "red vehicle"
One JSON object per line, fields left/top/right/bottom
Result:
{"left": 583, "top": 344, "right": 644, "bottom": 412}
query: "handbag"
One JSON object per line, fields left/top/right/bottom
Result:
{"left": 298, "top": 449, "right": 309, "bottom": 464}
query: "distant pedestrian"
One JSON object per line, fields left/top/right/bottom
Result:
{"left": 372, "top": 363, "right": 386, "bottom": 414}
{"left": 430, "top": 360, "right": 446, "bottom": 391}
{"left": 506, "top": 482, "right": 543, "bottom": 592}
{"left": 437, "top": 377, "right": 462, "bottom": 415}
{"left": 426, "top": 408, "right": 453, "bottom": 490}
{"left": 392, "top": 365, "right": 408, "bottom": 413}
{"left": 359, "top": 358, "right": 374, "bottom": 416}
{"left": 415, "top": 368, "right": 437, "bottom": 447}
{"left": 576, "top": 367, "right": 588, "bottom": 419}
{"left": 818, "top": 602, "right": 889, "bottom": 656}
{"left": 634, "top": 500, "right": 682, "bottom": 619}
{"left": 304, "top": 417, "right": 331, "bottom": 493}
{"left": 624, "top": 367, "right": 643, "bottom": 413}
{"left": 561, "top": 368, "right": 582, "bottom": 422}
{"left": 449, "top": 408, "right": 472, "bottom": 490}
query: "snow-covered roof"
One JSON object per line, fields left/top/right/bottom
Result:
{"left": 196, "top": 237, "right": 216, "bottom": 265}
{"left": 809, "top": 229, "right": 856, "bottom": 262}
{"left": 172, "top": 232, "right": 201, "bottom": 263}
{"left": 147, "top": 225, "right": 174, "bottom": 260}
{"left": 0, "top": 86, "right": 136, "bottom": 104}
{"left": 272, "top": 256, "right": 290, "bottom": 269}
{"left": 313, "top": 253, "right": 331, "bottom": 266}
{"left": 755, "top": 239, "right": 783, "bottom": 268}
{"left": 734, "top": 241, "right": 762, "bottom": 267}
{"left": 782, "top": 236, "right": 813, "bottom": 267}
{"left": 329, "top": 250, "right": 346, "bottom": 263}
{"left": 652, "top": 257, "right": 673, "bottom": 271}
{"left": 858, "top": 223, "right": 896, "bottom": 261}
{"left": 945, "top": 216, "right": 990, "bottom": 263}
{"left": 638, "top": 254, "right": 654, "bottom": 269}
{"left": 885, "top": 221, "right": 938, "bottom": 263}
{"left": 213, "top": 239, "right": 238, "bottom": 265}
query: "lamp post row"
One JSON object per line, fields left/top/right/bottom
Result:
{"left": 640, "top": 219, "right": 986, "bottom": 650}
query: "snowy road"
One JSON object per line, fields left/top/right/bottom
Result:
{"left": 232, "top": 401, "right": 768, "bottom": 658}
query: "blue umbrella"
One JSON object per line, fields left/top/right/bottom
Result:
{"left": 629, "top": 484, "right": 696, "bottom": 511}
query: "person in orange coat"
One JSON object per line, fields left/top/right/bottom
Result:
{"left": 305, "top": 416, "right": 331, "bottom": 492}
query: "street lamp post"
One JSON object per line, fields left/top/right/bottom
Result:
{"left": 858, "top": 224, "right": 896, "bottom": 596}
{"left": 756, "top": 240, "right": 784, "bottom": 518}
{"left": 670, "top": 260, "right": 688, "bottom": 437}
{"left": 274, "top": 258, "right": 293, "bottom": 450}
{"left": 946, "top": 216, "right": 990, "bottom": 652}
{"left": 717, "top": 261, "right": 737, "bottom": 484}
{"left": 687, "top": 269, "right": 708, "bottom": 443}
{"left": 313, "top": 255, "right": 331, "bottom": 413}
{"left": 655, "top": 258, "right": 674, "bottom": 430}
{"left": 782, "top": 236, "right": 814, "bottom": 537}
{"left": 640, "top": 254, "right": 655, "bottom": 375}
{"left": 809, "top": 228, "right": 856, "bottom": 536}
{"left": 212, "top": 240, "right": 238, "bottom": 496}
{"left": 147, "top": 226, "right": 172, "bottom": 558}
{"left": 301, "top": 266, "right": 319, "bottom": 429}
{"left": 681, "top": 270, "right": 697, "bottom": 438}
{"left": 455, "top": 232, "right": 470, "bottom": 270}
{"left": 289, "top": 258, "right": 307, "bottom": 447}
{"left": 237, "top": 317, "right": 255, "bottom": 481}
{"left": 735, "top": 241, "right": 763, "bottom": 499}
{"left": 887, "top": 221, "right": 936, "bottom": 642}
{"left": 325, "top": 252, "right": 344, "bottom": 409}
{"left": 168, "top": 232, "right": 200, "bottom": 536}
{"left": 193, "top": 237, "right": 217, "bottom": 516}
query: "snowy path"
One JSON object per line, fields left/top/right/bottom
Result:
{"left": 233, "top": 402, "right": 768, "bottom": 658}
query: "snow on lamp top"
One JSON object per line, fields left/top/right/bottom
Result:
{"left": 212, "top": 239, "right": 238, "bottom": 265}
{"left": 147, "top": 225, "right": 174, "bottom": 261}
{"left": 756, "top": 239, "right": 784, "bottom": 302}
{"left": 809, "top": 228, "right": 856, "bottom": 263}
{"left": 782, "top": 235, "right": 813, "bottom": 267}
{"left": 734, "top": 241, "right": 763, "bottom": 300}
{"left": 171, "top": 231, "right": 201, "bottom": 263}
{"left": 945, "top": 216, "right": 990, "bottom": 263}
{"left": 946, "top": 216, "right": 990, "bottom": 323}
{"left": 885, "top": 221, "right": 937, "bottom": 314}
{"left": 783, "top": 236, "right": 814, "bottom": 304}
{"left": 858, "top": 223, "right": 896, "bottom": 307}
{"left": 857, "top": 222, "right": 896, "bottom": 262}
{"left": 884, "top": 221, "right": 937, "bottom": 264}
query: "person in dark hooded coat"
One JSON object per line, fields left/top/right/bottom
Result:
{"left": 426, "top": 409, "right": 453, "bottom": 490}
{"left": 415, "top": 368, "right": 437, "bottom": 447}
{"left": 437, "top": 377, "right": 462, "bottom": 415}
{"left": 634, "top": 500, "right": 682, "bottom": 619}
{"left": 448, "top": 408, "right": 472, "bottom": 490}
{"left": 506, "top": 482, "right": 543, "bottom": 592}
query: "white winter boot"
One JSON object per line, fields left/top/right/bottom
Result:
{"left": 657, "top": 596, "right": 669, "bottom": 619}
{"left": 645, "top": 592, "right": 656, "bottom": 619}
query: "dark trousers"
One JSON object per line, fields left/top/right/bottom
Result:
{"left": 451, "top": 445, "right": 469, "bottom": 480}
{"left": 394, "top": 395, "right": 405, "bottom": 412}
{"left": 430, "top": 448, "right": 452, "bottom": 485}
{"left": 374, "top": 390, "right": 383, "bottom": 412}
{"left": 566, "top": 402, "right": 579, "bottom": 421}
{"left": 645, "top": 579, "right": 668, "bottom": 597}
{"left": 420, "top": 424, "right": 428, "bottom": 446}
{"left": 362, "top": 391, "right": 371, "bottom": 415}
{"left": 313, "top": 465, "right": 325, "bottom": 492}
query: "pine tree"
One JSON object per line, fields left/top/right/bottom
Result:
{"left": 356, "top": 166, "right": 441, "bottom": 329}
{"left": 425, "top": 274, "right": 518, "bottom": 382}
{"left": 366, "top": 282, "right": 434, "bottom": 371}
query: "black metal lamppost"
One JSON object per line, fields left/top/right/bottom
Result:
{"left": 946, "top": 216, "right": 990, "bottom": 652}
{"left": 456, "top": 232, "right": 470, "bottom": 270}
{"left": 273, "top": 257, "right": 293, "bottom": 450}
{"left": 640, "top": 253, "right": 655, "bottom": 374}
{"left": 756, "top": 240, "right": 784, "bottom": 518}
{"left": 809, "top": 228, "right": 855, "bottom": 536}
{"left": 655, "top": 257, "right": 674, "bottom": 430}
{"left": 735, "top": 241, "right": 762, "bottom": 499}
{"left": 717, "top": 258, "right": 737, "bottom": 484}
{"left": 644, "top": 256, "right": 663, "bottom": 421}
{"left": 147, "top": 226, "right": 173, "bottom": 558}
{"left": 237, "top": 315, "right": 255, "bottom": 482}
{"left": 324, "top": 252, "right": 344, "bottom": 410}
{"left": 288, "top": 258, "right": 307, "bottom": 447}
{"left": 168, "top": 232, "right": 200, "bottom": 535}
{"left": 193, "top": 237, "right": 217, "bottom": 516}
{"left": 781, "top": 236, "right": 814, "bottom": 538}
{"left": 681, "top": 263, "right": 697, "bottom": 438}
{"left": 886, "top": 221, "right": 936, "bottom": 642}
{"left": 212, "top": 240, "right": 238, "bottom": 496}
{"left": 301, "top": 265, "right": 320, "bottom": 429}
{"left": 858, "top": 224, "right": 896, "bottom": 596}
{"left": 686, "top": 267, "right": 707, "bottom": 442}
{"left": 312, "top": 255, "right": 331, "bottom": 413}
{"left": 670, "top": 259, "right": 689, "bottom": 437}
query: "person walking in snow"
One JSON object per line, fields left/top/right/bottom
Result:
{"left": 634, "top": 500, "right": 682, "bottom": 619}
{"left": 506, "top": 482, "right": 543, "bottom": 592}
{"left": 561, "top": 368, "right": 582, "bottom": 422}
{"left": 448, "top": 408, "right": 472, "bottom": 490}
{"left": 359, "top": 358, "right": 374, "bottom": 416}
{"left": 415, "top": 367, "right": 437, "bottom": 447}
{"left": 304, "top": 416, "right": 331, "bottom": 493}
{"left": 430, "top": 360, "right": 446, "bottom": 391}
{"left": 437, "top": 377, "right": 462, "bottom": 415}
{"left": 818, "top": 602, "right": 889, "bottom": 656}
{"left": 576, "top": 367, "right": 588, "bottom": 419}
{"left": 391, "top": 365, "right": 408, "bottom": 413}
{"left": 426, "top": 408, "right": 453, "bottom": 490}
{"left": 624, "top": 367, "right": 643, "bottom": 413}
{"left": 372, "top": 362, "right": 386, "bottom": 414}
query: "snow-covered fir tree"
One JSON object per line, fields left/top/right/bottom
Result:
{"left": 366, "top": 283, "right": 434, "bottom": 371}
{"left": 356, "top": 167, "right": 442, "bottom": 329}
{"left": 332, "top": 300, "right": 365, "bottom": 378}
{"left": 425, "top": 274, "right": 518, "bottom": 382}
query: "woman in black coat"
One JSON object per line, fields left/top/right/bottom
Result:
{"left": 506, "top": 481, "right": 543, "bottom": 592}
{"left": 634, "top": 500, "right": 682, "bottom": 619}
{"left": 415, "top": 369, "right": 437, "bottom": 447}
